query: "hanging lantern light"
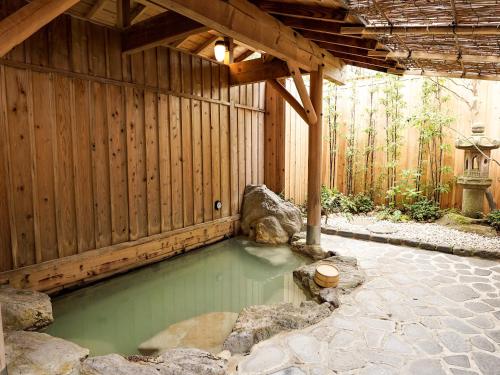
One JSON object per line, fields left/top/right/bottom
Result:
{"left": 214, "top": 40, "right": 226, "bottom": 62}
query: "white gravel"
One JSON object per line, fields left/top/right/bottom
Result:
{"left": 324, "top": 215, "right": 500, "bottom": 252}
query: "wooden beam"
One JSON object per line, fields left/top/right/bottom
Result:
{"left": 253, "top": 0, "right": 348, "bottom": 22}
{"left": 229, "top": 58, "right": 290, "bottom": 85}
{"left": 234, "top": 49, "right": 255, "bottom": 63}
{"left": 287, "top": 61, "right": 317, "bottom": 125}
{"left": 344, "top": 60, "right": 389, "bottom": 73}
{"left": 87, "top": 0, "right": 107, "bottom": 19}
{"left": 369, "top": 50, "right": 500, "bottom": 64}
{"left": 0, "top": 308, "right": 5, "bottom": 375}
{"left": 0, "top": 0, "right": 80, "bottom": 57}
{"left": 278, "top": 15, "right": 358, "bottom": 34}
{"left": 130, "top": 3, "right": 147, "bottom": 24}
{"left": 123, "top": 11, "right": 209, "bottom": 54}
{"left": 146, "top": 0, "right": 345, "bottom": 83}
{"left": 192, "top": 34, "right": 218, "bottom": 55}
{"left": 266, "top": 79, "right": 310, "bottom": 125}
{"left": 306, "top": 65, "right": 324, "bottom": 246}
{"left": 332, "top": 51, "right": 396, "bottom": 68}
{"left": 342, "top": 25, "right": 500, "bottom": 36}
{"left": 300, "top": 30, "right": 378, "bottom": 50}
{"left": 326, "top": 44, "right": 375, "bottom": 58}
{"left": 0, "top": 216, "right": 238, "bottom": 293}
{"left": 117, "top": 0, "right": 131, "bottom": 28}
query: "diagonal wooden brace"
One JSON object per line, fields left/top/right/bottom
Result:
{"left": 286, "top": 61, "right": 318, "bottom": 125}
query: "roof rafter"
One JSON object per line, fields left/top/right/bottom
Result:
{"left": 122, "top": 10, "right": 209, "bottom": 54}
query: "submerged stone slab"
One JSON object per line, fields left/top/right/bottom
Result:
{"left": 0, "top": 286, "right": 53, "bottom": 331}
{"left": 293, "top": 256, "right": 365, "bottom": 307}
{"left": 138, "top": 312, "right": 238, "bottom": 355}
{"left": 223, "top": 301, "right": 331, "bottom": 354}
{"left": 5, "top": 331, "right": 89, "bottom": 375}
{"left": 82, "top": 349, "right": 227, "bottom": 375}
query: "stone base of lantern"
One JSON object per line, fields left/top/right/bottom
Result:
{"left": 461, "top": 188, "right": 487, "bottom": 218}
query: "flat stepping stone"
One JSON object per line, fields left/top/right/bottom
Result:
{"left": 408, "top": 359, "right": 446, "bottom": 375}
{"left": 366, "top": 223, "right": 398, "bottom": 234}
{"left": 472, "top": 352, "right": 500, "bottom": 375}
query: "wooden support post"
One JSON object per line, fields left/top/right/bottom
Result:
{"left": 117, "top": 0, "right": 131, "bottom": 28}
{"left": 224, "top": 37, "right": 234, "bottom": 65}
{"left": 0, "top": 0, "right": 80, "bottom": 57}
{"left": 306, "top": 65, "right": 324, "bottom": 246}
{"left": 0, "top": 306, "right": 6, "bottom": 375}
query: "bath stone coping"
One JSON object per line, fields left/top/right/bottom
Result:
{"left": 321, "top": 225, "right": 500, "bottom": 260}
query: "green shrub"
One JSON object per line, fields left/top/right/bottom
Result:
{"left": 487, "top": 210, "right": 500, "bottom": 230}
{"left": 352, "top": 194, "right": 375, "bottom": 213}
{"left": 406, "top": 199, "right": 441, "bottom": 222}
{"left": 376, "top": 207, "right": 410, "bottom": 222}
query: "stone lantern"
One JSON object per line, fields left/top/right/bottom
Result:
{"left": 456, "top": 123, "right": 499, "bottom": 218}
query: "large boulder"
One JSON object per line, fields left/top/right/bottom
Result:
{"left": 138, "top": 312, "right": 238, "bottom": 355}
{"left": 240, "top": 185, "right": 302, "bottom": 244}
{"left": 223, "top": 301, "right": 330, "bottom": 354}
{"left": 82, "top": 349, "right": 227, "bottom": 375}
{"left": 0, "top": 286, "right": 53, "bottom": 331}
{"left": 5, "top": 331, "right": 89, "bottom": 375}
{"left": 293, "top": 256, "right": 365, "bottom": 308}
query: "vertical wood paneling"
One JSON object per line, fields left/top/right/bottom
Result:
{"left": 53, "top": 75, "right": 77, "bottom": 257}
{"left": 145, "top": 91, "right": 161, "bottom": 235}
{"left": 91, "top": 82, "right": 112, "bottom": 248}
{"left": 0, "top": 14, "right": 266, "bottom": 275}
{"left": 107, "top": 85, "right": 129, "bottom": 244}
{"left": 210, "top": 104, "right": 221, "bottom": 219}
{"left": 72, "top": 79, "right": 95, "bottom": 253}
{"left": 158, "top": 94, "right": 172, "bottom": 232}
{"left": 31, "top": 73, "right": 58, "bottom": 261}
{"left": 181, "top": 98, "right": 194, "bottom": 227}
{"left": 169, "top": 95, "right": 183, "bottom": 229}
{"left": 201, "top": 101, "right": 213, "bottom": 222}
{"left": 192, "top": 100, "right": 203, "bottom": 224}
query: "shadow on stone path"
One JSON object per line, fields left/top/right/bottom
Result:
{"left": 235, "top": 234, "right": 500, "bottom": 375}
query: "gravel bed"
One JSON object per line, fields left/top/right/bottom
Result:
{"left": 324, "top": 215, "right": 500, "bottom": 252}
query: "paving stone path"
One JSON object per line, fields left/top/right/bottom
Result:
{"left": 235, "top": 234, "right": 500, "bottom": 375}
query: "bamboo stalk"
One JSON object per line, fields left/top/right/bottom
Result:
{"left": 371, "top": 50, "right": 500, "bottom": 64}
{"left": 0, "top": 306, "right": 6, "bottom": 375}
{"left": 341, "top": 25, "right": 500, "bottom": 36}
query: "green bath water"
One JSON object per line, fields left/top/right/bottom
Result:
{"left": 45, "top": 237, "right": 309, "bottom": 356}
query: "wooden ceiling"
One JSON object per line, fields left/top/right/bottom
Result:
{"left": 63, "top": 0, "right": 499, "bottom": 80}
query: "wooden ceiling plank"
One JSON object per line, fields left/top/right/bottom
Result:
{"left": 87, "top": 0, "right": 108, "bottom": 19}
{"left": 0, "top": 0, "right": 80, "bottom": 57}
{"left": 117, "top": 0, "right": 131, "bottom": 28}
{"left": 192, "top": 34, "right": 218, "bottom": 54}
{"left": 252, "top": 0, "right": 348, "bottom": 22}
{"left": 146, "top": 0, "right": 345, "bottom": 83}
{"left": 129, "top": 3, "right": 147, "bottom": 24}
{"left": 123, "top": 11, "right": 209, "bottom": 54}
{"left": 234, "top": 49, "right": 255, "bottom": 63}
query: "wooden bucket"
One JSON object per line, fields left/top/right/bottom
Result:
{"left": 314, "top": 263, "right": 340, "bottom": 288}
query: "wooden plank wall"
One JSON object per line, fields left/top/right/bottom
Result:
{"left": 0, "top": 7, "right": 265, "bottom": 290}
{"left": 264, "top": 79, "right": 308, "bottom": 204}
{"left": 282, "top": 76, "right": 500, "bottom": 210}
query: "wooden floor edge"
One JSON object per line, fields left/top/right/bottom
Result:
{"left": 0, "top": 216, "right": 240, "bottom": 293}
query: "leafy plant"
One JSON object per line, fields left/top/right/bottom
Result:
{"left": 376, "top": 207, "right": 410, "bottom": 222}
{"left": 352, "top": 194, "right": 374, "bottom": 213}
{"left": 405, "top": 199, "right": 441, "bottom": 222}
{"left": 487, "top": 210, "right": 500, "bottom": 230}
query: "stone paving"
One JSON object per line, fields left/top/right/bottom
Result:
{"left": 234, "top": 234, "right": 500, "bottom": 375}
